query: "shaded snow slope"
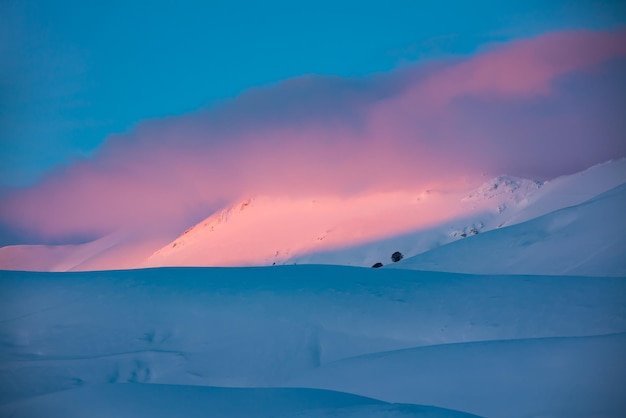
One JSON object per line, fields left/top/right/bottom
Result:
{"left": 0, "top": 384, "right": 482, "bottom": 418}
{"left": 288, "top": 333, "right": 626, "bottom": 418}
{"left": 392, "top": 182, "right": 626, "bottom": 276}
{"left": 0, "top": 265, "right": 625, "bottom": 416}
{"left": 503, "top": 158, "right": 626, "bottom": 226}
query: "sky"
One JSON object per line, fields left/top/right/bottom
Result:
{"left": 1, "top": 0, "right": 625, "bottom": 245}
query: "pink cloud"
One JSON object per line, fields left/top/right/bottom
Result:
{"left": 411, "top": 29, "right": 626, "bottom": 106}
{"left": 1, "top": 29, "right": 625, "bottom": 243}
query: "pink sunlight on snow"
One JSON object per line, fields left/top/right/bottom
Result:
{"left": 143, "top": 189, "right": 472, "bottom": 268}
{"left": 1, "top": 29, "right": 625, "bottom": 247}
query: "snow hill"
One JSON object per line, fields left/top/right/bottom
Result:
{"left": 143, "top": 159, "right": 624, "bottom": 269}
{"left": 390, "top": 182, "right": 626, "bottom": 276}
{"left": 143, "top": 158, "right": 626, "bottom": 270}
{"left": 0, "top": 266, "right": 625, "bottom": 417}
{"left": 144, "top": 177, "right": 544, "bottom": 269}
{"left": 1, "top": 159, "right": 624, "bottom": 272}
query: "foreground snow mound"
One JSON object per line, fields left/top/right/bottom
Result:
{"left": 0, "top": 384, "right": 482, "bottom": 418}
{"left": 288, "top": 333, "right": 626, "bottom": 418}
{"left": 392, "top": 182, "right": 626, "bottom": 276}
{"left": 1, "top": 266, "right": 625, "bottom": 415}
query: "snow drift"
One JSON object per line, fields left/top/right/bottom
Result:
{"left": 1, "top": 266, "right": 625, "bottom": 416}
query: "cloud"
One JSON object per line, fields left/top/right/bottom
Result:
{"left": 1, "top": 29, "right": 625, "bottom": 244}
{"left": 414, "top": 30, "right": 626, "bottom": 103}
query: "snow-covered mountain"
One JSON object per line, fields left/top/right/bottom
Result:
{"left": 144, "top": 158, "right": 626, "bottom": 270}
{"left": 1, "top": 159, "right": 625, "bottom": 272}
{"left": 389, "top": 181, "right": 626, "bottom": 276}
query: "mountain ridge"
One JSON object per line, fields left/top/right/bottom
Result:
{"left": 390, "top": 181, "right": 626, "bottom": 276}
{"left": 1, "top": 158, "right": 624, "bottom": 272}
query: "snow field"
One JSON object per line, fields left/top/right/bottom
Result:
{"left": 1, "top": 266, "right": 625, "bottom": 416}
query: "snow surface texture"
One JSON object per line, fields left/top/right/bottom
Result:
{"left": 1, "top": 159, "right": 624, "bottom": 271}
{"left": 1, "top": 266, "right": 625, "bottom": 417}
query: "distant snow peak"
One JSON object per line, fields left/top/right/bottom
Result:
{"left": 200, "top": 197, "right": 255, "bottom": 229}
{"left": 212, "top": 197, "right": 255, "bottom": 224}
{"left": 151, "top": 197, "right": 257, "bottom": 256}
{"left": 464, "top": 175, "right": 543, "bottom": 202}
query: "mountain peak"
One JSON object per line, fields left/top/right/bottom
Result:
{"left": 464, "top": 176, "right": 543, "bottom": 202}
{"left": 151, "top": 197, "right": 257, "bottom": 256}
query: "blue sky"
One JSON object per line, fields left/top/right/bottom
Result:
{"left": 1, "top": 0, "right": 625, "bottom": 187}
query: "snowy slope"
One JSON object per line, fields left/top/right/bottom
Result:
{"left": 0, "top": 227, "right": 177, "bottom": 272}
{"left": 1, "top": 385, "right": 482, "bottom": 418}
{"left": 144, "top": 159, "right": 626, "bottom": 269}
{"left": 1, "top": 159, "right": 624, "bottom": 272}
{"left": 288, "top": 333, "right": 626, "bottom": 418}
{"left": 141, "top": 189, "right": 504, "bottom": 268}
{"left": 0, "top": 243, "right": 83, "bottom": 272}
{"left": 391, "top": 182, "right": 626, "bottom": 276}
{"left": 1, "top": 266, "right": 625, "bottom": 417}
{"left": 502, "top": 158, "right": 626, "bottom": 226}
